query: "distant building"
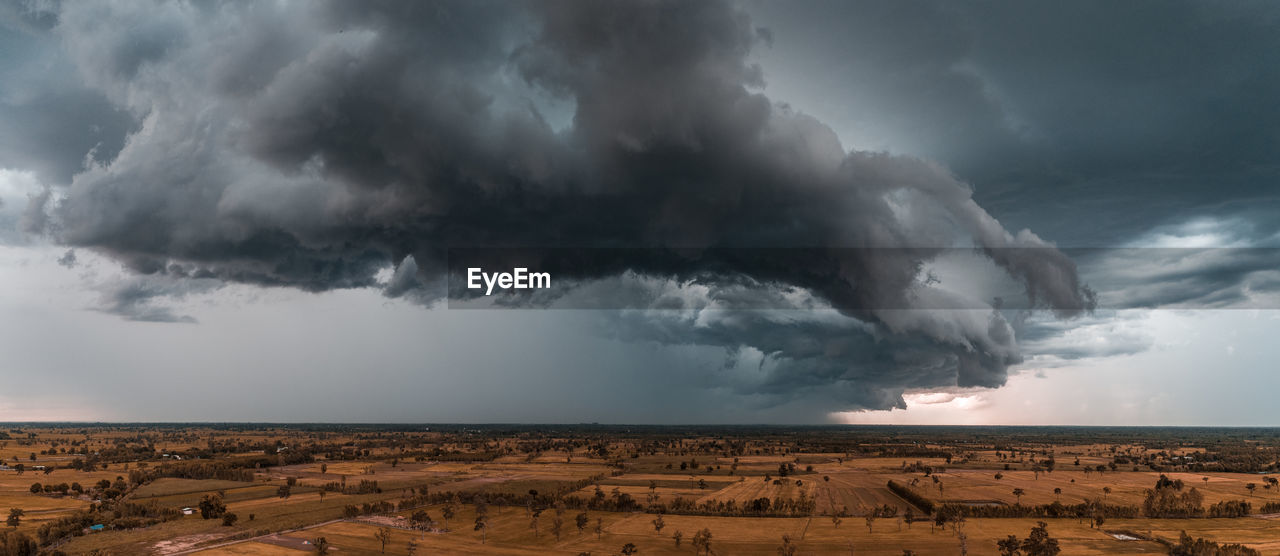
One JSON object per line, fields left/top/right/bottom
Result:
{"left": 181, "top": 507, "right": 195, "bottom": 516}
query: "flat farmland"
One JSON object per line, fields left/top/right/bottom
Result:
{"left": 696, "top": 474, "right": 821, "bottom": 506}
{"left": 813, "top": 470, "right": 921, "bottom": 514}
{"left": 0, "top": 468, "right": 120, "bottom": 534}
{"left": 230, "top": 514, "right": 1180, "bottom": 555}
{"left": 924, "top": 469, "right": 1280, "bottom": 508}
{"left": 2, "top": 425, "right": 1279, "bottom": 555}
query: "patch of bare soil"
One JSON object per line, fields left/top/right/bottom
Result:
{"left": 153, "top": 533, "right": 229, "bottom": 554}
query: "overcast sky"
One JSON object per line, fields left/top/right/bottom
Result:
{"left": 2, "top": 0, "right": 1280, "bottom": 424}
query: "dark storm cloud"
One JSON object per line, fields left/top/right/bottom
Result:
{"left": 745, "top": 0, "right": 1280, "bottom": 246}
{"left": 1077, "top": 248, "right": 1280, "bottom": 310}
{"left": 0, "top": 4, "right": 137, "bottom": 186}
{"left": 1013, "top": 311, "right": 1154, "bottom": 365}
{"left": 4, "top": 0, "right": 1101, "bottom": 412}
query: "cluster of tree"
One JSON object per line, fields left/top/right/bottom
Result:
{"left": 1206, "top": 500, "right": 1252, "bottom": 518}
{"left": 1258, "top": 501, "right": 1280, "bottom": 513}
{"left": 1188, "top": 446, "right": 1280, "bottom": 473}
{"left": 35, "top": 501, "right": 181, "bottom": 546}
{"left": 130, "top": 460, "right": 255, "bottom": 483}
{"left": 0, "top": 530, "right": 37, "bottom": 556}
{"left": 404, "top": 450, "right": 501, "bottom": 463}
{"left": 1143, "top": 475, "right": 1206, "bottom": 518}
{"left": 198, "top": 494, "right": 227, "bottom": 519}
{"left": 901, "top": 461, "right": 946, "bottom": 474}
{"left": 65, "top": 455, "right": 105, "bottom": 472}
{"left": 935, "top": 501, "right": 1139, "bottom": 520}
{"left": 887, "top": 480, "right": 935, "bottom": 513}
{"left": 878, "top": 447, "right": 952, "bottom": 459}
{"left": 996, "top": 521, "right": 1060, "bottom": 556}
{"left": 28, "top": 482, "right": 83, "bottom": 496}
{"left": 393, "top": 476, "right": 604, "bottom": 513}
{"left": 343, "top": 501, "right": 397, "bottom": 517}
{"left": 1170, "top": 531, "right": 1261, "bottom": 556}
{"left": 648, "top": 493, "right": 818, "bottom": 517}
{"left": 861, "top": 504, "right": 897, "bottom": 518}
{"left": 87, "top": 444, "right": 160, "bottom": 464}
{"left": 318, "top": 479, "right": 381, "bottom": 495}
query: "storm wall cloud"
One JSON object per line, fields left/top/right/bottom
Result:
{"left": 4, "top": 0, "right": 1273, "bottom": 420}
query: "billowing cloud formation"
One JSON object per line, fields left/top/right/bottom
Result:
{"left": 4, "top": 0, "right": 1097, "bottom": 411}
{"left": 748, "top": 0, "right": 1280, "bottom": 238}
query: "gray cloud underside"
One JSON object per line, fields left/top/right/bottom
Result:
{"left": 12, "top": 0, "right": 1224, "bottom": 413}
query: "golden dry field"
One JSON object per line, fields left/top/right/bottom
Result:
{"left": 0, "top": 425, "right": 1278, "bottom": 555}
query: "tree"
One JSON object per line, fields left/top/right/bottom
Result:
{"left": 652, "top": 513, "right": 665, "bottom": 533}
{"left": 1171, "top": 531, "right": 1262, "bottom": 556}
{"left": 312, "top": 537, "right": 330, "bottom": 554}
{"left": 198, "top": 494, "right": 227, "bottom": 519}
{"left": 1012, "top": 488, "right": 1025, "bottom": 505}
{"left": 1102, "top": 486, "right": 1111, "bottom": 501}
{"left": 441, "top": 502, "right": 456, "bottom": 532}
{"left": 692, "top": 528, "right": 713, "bottom": 555}
{"left": 410, "top": 510, "right": 432, "bottom": 536}
{"left": 551, "top": 514, "right": 564, "bottom": 541}
{"left": 1247, "top": 483, "right": 1258, "bottom": 497}
{"left": 320, "top": 463, "right": 327, "bottom": 475}
{"left": 374, "top": 527, "right": 392, "bottom": 553}
{"left": 621, "top": 542, "right": 639, "bottom": 555}
{"left": 997, "top": 535, "right": 1021, "bottom": 556}
{"left": 406, "top": 540, "right": 417, "bottom": 556}
{"left": 595, "top": 517, "right": 603, "bottom": 540}
{"left": 27, "top": 484, "right": 39, "bottom": 495}
{"left": 1053, "top": 487, "right": 1062, "bottom": 501}
{"left": 308, "top": 535, "right": 332, "bottom": 553}
{"left": 1020, "top": 521, "right": 1060, "bottom": 556}
{"left": 277, "top": 485, "right": 291, "bottom": 499}
{"left": 673, "top": 530, "right": 683, "bottom": 548}
{"left": 6, "top": 509, "right": 22, "bottom": 529}
{"left": 575, "top": 512, "right": 589, "bottom": 534}
{"left": 475, "top": 514, "right": 489, "bottom": 544}
{"left": 529, "top": 510, "right": 540, "bottom": 538}
{"left": 865, "top": 512, "right": 876, "bottom": 533}
{"left": 0, "top": 530, "right": 37, "bottom": 556}
{"left": 222, "top": 512, "right": 238, "bottom": 526}
{"left": 778, "top": 534, "right": 798, "bottom": 556}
